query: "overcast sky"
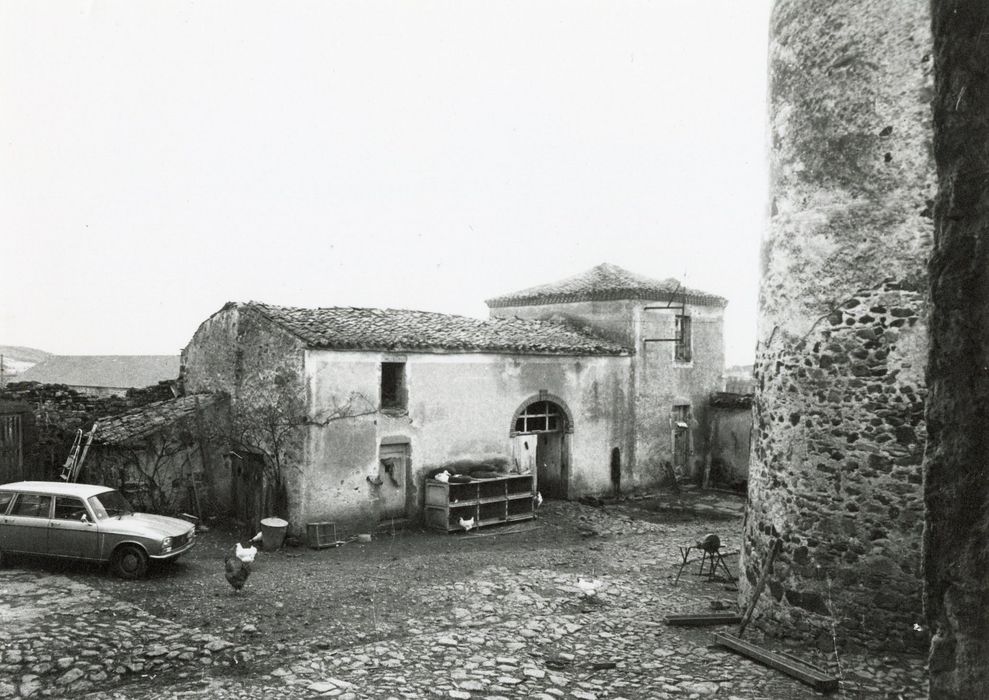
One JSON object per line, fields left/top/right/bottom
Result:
{"left": 1, "top": 0, "right": 771, "bottom": 366}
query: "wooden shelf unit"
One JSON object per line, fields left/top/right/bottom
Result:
{"left": 424, "top": 474, "right": 536, "bottom": 532}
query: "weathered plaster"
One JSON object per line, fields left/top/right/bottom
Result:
{"left": 301, "top": 350, "right": 632, "bottom": 529}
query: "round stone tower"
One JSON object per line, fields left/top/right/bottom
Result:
{"left": 743, "top": 0, "right": 935, "bottom": 651}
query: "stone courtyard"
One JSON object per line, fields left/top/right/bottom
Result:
{"left": 0, "top": 494, "right": 925, "bottom": 699}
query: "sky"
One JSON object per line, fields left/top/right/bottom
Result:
{"left": 1, "top": 0, "right": 772, "bottom": 366}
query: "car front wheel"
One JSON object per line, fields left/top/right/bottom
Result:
{"left": 111, "top": 544, "right": 149, "bottom": 579}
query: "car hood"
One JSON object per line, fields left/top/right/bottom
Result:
{"left": 100, "top": 513, "right": 193, "bottom": 539}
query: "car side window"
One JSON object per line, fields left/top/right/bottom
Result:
{"left": 11, "top": 494, "right": 53, "bottom": 518}
{"left": 54, "top": 497, "right": 89, "bottom": 521}
{"left": 0, "top": 492, "right": 14, "bottom": 514}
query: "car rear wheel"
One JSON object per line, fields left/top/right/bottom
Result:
{"left": 111, "top": 544, "right": 148, "bottom": 579}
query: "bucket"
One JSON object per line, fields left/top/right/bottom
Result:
{"left": 260, "top": 517, "right": 288, "bottom": 551}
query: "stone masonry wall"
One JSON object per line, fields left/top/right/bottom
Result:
{"left": 747, "top": 281, "right": 927, "bottom": 651}
{"left": 747, "top": 0, "right": 935, "bottom": 652}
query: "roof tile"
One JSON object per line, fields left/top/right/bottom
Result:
{"left": 96, "top": 394, "right": 218, "bottom": 445}
{"left": 485, "top": 263, "right": 727, "bottom": 308}
{"left": 247, "top": 303, "right": 629, "bottom": 356}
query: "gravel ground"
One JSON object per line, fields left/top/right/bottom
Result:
{"left": 0, "top": 490, "right": 927, "bottom": 698}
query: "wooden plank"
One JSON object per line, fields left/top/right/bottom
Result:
{"left": 713, "top": 633, "right": 839, "bottom": 693}
{"left": 664, "top": 613, "right": 742, "bottom": 627}
{"left": 738, "top": 537, "right": 781, "bottom": 637}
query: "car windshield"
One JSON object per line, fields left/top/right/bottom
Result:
{"left": 88, "top": 490, "right": 134, "bottom": 519}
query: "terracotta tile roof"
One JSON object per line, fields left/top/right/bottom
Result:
{"left": 17, "top": 356, "right": 180, "bottom": 389}
{"left": 246, "top": 303, "right": 629, "bottom": 356}
{"left": 485, "top": 263, "right": 727, "bottom": 308}
{"left": 96, "top": 394, "right": 218, "bottom": 445}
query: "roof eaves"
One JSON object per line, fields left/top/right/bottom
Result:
{"left": 486, "top": 289, "right": 727, "bottom": 308}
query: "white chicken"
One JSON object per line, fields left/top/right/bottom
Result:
{"left": 535, "top": 491, "right": 543, "bottom": 509}
{"left": 434, "top": 470, "right": 451, "bottom": 483}
{"left": 458, "top": 516, "right": 476, "bottom": 532}
{"left": 576, "top": 577, "right": 601, "bottom": 597}
{"left": 235, "top": 542, "right": 258, "bottom": 563}
{"left": 249, "top": 531, "right": 263, "bottom": 544}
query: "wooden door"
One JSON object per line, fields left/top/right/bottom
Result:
{"left": 378, "top": 443, "right": 409, "bottom": 520}
{"left": 536, "top": 432, "right": 566, "bottom": 499}
{"left": 231, "top": 452, "right": 264, "bottom": 531}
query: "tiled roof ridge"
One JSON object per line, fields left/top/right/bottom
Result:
{"left": 485, "top": 262, "right": 727, "bottom": 308}
{"left": 237, "top": 301, "right": 629, "bottom": 356}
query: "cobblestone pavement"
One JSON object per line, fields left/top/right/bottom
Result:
{"left": 0, "top": 499, "right": 927, "bottom": 698}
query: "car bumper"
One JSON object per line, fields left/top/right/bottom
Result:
{"left": 150, "top": 539, "right": 196, "bottom": 560}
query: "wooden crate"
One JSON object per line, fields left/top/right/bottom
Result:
{"left": 306, "top": 521, "right": 337, "bottom": 549}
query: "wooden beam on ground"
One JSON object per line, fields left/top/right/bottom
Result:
{"left": 713, "top": 633, "right": 839, "bottom": 693}
{"left": 664, "top": 613, "right": 743, "bottom": 627}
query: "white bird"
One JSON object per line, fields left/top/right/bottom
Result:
{"left": 535, "top": 492, "right": 543, "bottom": 508}
{"left": 458, "top": 516, "right": 476, "bottom": 532}
{"left": 434, "top": 470, "right": 451, "bottom": 483}
{"left": 577, "top": 578, "right": 601, "bottom": 597}
{"left": 249, "top": 531, "right": 263, "bottom": 544}
{"left": 235, "top": 542, "right": 258, "bottom": 563}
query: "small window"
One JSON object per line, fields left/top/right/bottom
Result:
{"left": 381, "top": 362, "right": 407, "bottom": 411}
{"left": 675, "top": 315, "right": 692, "bottom": 362}
{"left": 54, "top": 497, "right": 89, "bottom": 521}
{"left": 11, "top": 493, "right": 52, "bottom": 518}
{"left": 0, "top": 492, "right": 14, "bottom": 515}
{"left": 673, "top": 404, "right": 690, "bottom": 425}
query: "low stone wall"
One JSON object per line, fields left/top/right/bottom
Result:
{"left": 743, "top": 280, "right": 927, "bottom": 651}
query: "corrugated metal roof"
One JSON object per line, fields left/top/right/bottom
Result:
{"left": 486, "top": 263, "right": 727, "bottom": 308}
{"left": 18, "top": 356, "right": 179, "bottom": 389}
{"left": 245, "top": 302, "right": 630, "bottom": 356}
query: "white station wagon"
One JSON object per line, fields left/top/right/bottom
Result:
{"left": 0, "top": 481, "right": 196, "bottom": 579}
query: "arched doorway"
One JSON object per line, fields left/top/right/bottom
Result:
{"left": 510, "top": 396, "right": 572, "bottom": 499}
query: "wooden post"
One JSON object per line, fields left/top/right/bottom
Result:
{"left": 739, "top": 537, "right": 781, "bottom": 637}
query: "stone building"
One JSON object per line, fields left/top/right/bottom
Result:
{"left": 487, "top": 263, "right": 727, "bottom": 486}
{"left": 180, "top": 263, "right": 726, "bottom": 532}
{"left": 744, "top": 0, "right": 934, "bottom": 653}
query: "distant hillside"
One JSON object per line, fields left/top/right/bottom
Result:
{"left": 0, "top": 345, "right": 51, "bottom": 364}
{"left": 0, "top": 345, "right": 51, "bottom": 378}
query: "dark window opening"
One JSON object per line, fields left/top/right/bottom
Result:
{"left": 380, "top": 362, "right": 407, "bottom": 411}
{"left": 11, "top": 493, "right": 52, "bottom": 518}
{"left": 675, "top": 315, "right": 692, "bottom": 361}
{"left": 54, "top": 496, "right": 88, "bottom": 521}
{"left": 514, "top": 401, "right": 564, "bottom": 434}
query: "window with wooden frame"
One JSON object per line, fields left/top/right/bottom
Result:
{"left": 674, "top": 314, "right": 692, "bottom": 362}
{"left": 380, "top": 362, "right": 407, "bottom": 411}
{"left": 513, "top": 401, "right": 563, "bottom": 434}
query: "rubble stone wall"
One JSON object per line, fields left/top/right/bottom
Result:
{"left": 0, "top": 381, "right": 176, "bottom": 479}
{"left": 747, "top": 282, "right": 927, "bottom": 651}
{"left": 745, "top": 0, "right": 935, "bottom": 652}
